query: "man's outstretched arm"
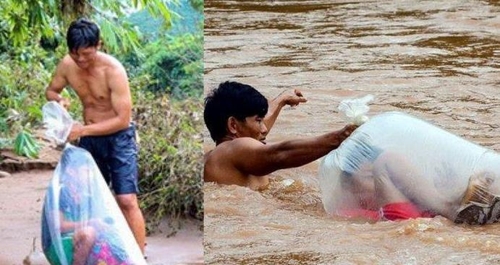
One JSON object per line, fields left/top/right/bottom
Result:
{"left": 231, "top": 124, "right": 357, "bottom": 177}
{"left": 264, "top": 89, "right": 307, "bottom": 133}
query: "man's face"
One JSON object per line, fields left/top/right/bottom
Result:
{"left": 237, "top": 115, "right": 268, "bottom": 143}
{"left": 69, "top": 46, "right": 98, "bottom": 69}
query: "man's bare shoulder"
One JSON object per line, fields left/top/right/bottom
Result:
{"left": 204, "top": 141, "right": 233, "bottom": 162}
{"left": 205, "top": 138, "right": 263, "bottom": 168}
{"left": 59, "top": 55, "right": 76, "bottom": 68}
{"left": 204, "top": 138, "right": 270, "bottom": 189}
{"left": 209, "top": 138, "right": 264, "bottom": 157}
{"left": 98, "top": 52, "right": 126, "bottom": 72}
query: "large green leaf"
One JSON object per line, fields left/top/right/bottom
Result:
{"left": 13, "top": 130, "right": 40, "bottom": 159}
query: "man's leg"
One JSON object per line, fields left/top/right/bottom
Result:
{"left": 109, "top": 125, "right": 145, "bottom": 252}
{"left": 116, "top": 194, "right": 146, "bottom": 254}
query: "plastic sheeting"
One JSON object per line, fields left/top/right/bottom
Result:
{"left": 319, "top": 105, "right": 500, "bottom": 224}
{"left": 41, "top": 102, "right": 146, "bottom": 265}
{"left": 42, "top": 101, "right": 73, "bottom": 145}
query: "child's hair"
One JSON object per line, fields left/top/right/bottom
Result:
{"left": 66, "top": 18, "right": 100, "bottom": 53}
{"left": 59, "top": 146, "right": 93, "bottom": 182}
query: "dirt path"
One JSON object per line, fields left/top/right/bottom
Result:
{"left": 0, "top": 169, "right": 203, "bottom": 265}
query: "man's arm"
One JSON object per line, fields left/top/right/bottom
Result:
{"left": 45, "top": 60, "right": 70, "bottom": 108}
{"left": 68, "top": 64, "right": 131, "bottom": 140}
{"left": 231, "top": 124, "right": 357, "bottom": 176}
{"left": 264, "top": 89, "right": 307, "bottom": 133}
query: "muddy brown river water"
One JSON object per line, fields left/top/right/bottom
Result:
{"left": 203, "top": 1, "right": 500, "bottom": 264}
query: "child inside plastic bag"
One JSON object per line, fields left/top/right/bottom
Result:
{"left": 42, "top": 145, "right": 145, "bottom": 265}
{"left": 319, "top": 111, "right": 500, "bottom": 225}
{"left": 328, "top": 140, "right": 444, "bottom": 222}
{"left": 320, "top": 95, "right": 500, "bottom": 225}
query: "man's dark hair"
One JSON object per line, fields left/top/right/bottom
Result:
{"left": 66, "top": 18, "right": 100, "bottom": 53}
{"left": 204, "top": 81, "right": 268, "bottom": 143}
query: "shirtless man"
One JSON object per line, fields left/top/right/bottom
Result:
{"left": 204, "top": 81, "right": 357, "bottom": 190}
{"left": 45, "top": 18, "right": 146, "bottom": 253}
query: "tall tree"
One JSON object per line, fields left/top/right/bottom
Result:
{"left": 0, "top": 0, "right": 174, "bottom": 53}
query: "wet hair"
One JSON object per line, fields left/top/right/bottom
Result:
{"left": 66, "top": 18, "right": 100, "bottom": 53}
{"left": 204, "top": 81, "right": 268, "bottom": 143}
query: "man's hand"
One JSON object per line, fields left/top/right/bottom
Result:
{"left": 280, "top": 89, "right": 307, "bottom": 107}
{"left": 68, "top": 122, "right": 84, "bottom": 142}
{"left": 264, "top": 89, "right": 308, "bottom": 133}
{"left": 58, "top": 97, "right": 71, "bottom": 109}
{"left": 339, "top": 124, "right": 358, "bottom": 142}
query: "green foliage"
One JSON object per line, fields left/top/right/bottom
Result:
{"left": 134, "top": 95, "right": 203, "bottom": 232}
{"left": 137, "top": 33, "right": 203, "bottom": 99}
{"left": 128, "top": 10, "right": 165, "bottom": 41}
{"left": 128, "top": 0, "right": 203, "bottom": 41}
{"left": 189, "top": 0, "right": 204, "bottom": 13}
{"left": 0, "top": 138, "right": 12, "bottom": 150}
{"left": 14, "top": 130, "right": 41, "bottom": 159}
{"left": 0, "top": 0, "right": 174, "bottom": 54}
{"left": 0, "top": 43, "right": 61, "bottom": 158}
{"left": 121, "top": 0, "right": 204, "bottom": 100}
{"left": 0, "top": 0, "right": 57, "bottom": 49}
{"left": 0, "top": 44, "right": 53, "bottom": 136}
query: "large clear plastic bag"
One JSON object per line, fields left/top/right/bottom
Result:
{"left": 319, "top": 99, "right": 500, "bottom": 224}
{"left": 41, "top": 102, "right": 146, "bottom": 264}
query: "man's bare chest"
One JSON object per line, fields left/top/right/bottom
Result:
{"left": 66, "top": 72, "right": 109, "bottom": 99}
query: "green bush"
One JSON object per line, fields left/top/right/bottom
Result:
{"left": 0, "top": 44, "right": 54, "bottom": 135}
{"left": 0, "top": 42, "right": 79, "bottom": 158}
{"left": 137, "top": 33, "right": 203, "bottom": 99}
{"left": 133, "top": 94, "right": 203, "bottom": 232}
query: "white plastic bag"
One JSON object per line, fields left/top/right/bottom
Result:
{"left": 42, "top": 101, "right": 73, "bottom": 145}
{"left": 338, "top": 94, "right": 374, "bottom": 126}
